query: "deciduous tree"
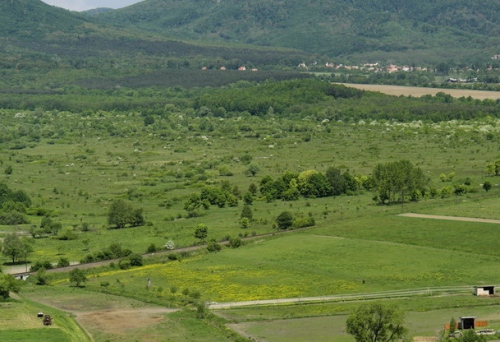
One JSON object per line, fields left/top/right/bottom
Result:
{"left": 69, "top": 268, "right": 87, "bottom": 287}
{"left": 108, "top": 199, "right": 144, "bottom": 228}
{"left": 276, "top": 211, "right": 293, "bottom": 230}
{"left": 1, "top": 233, "right": 31, "bottom": 264}
{"left": 346, "top": 303, "right": 408, "bottom": 342}
{"left": 0, "top": 273, "right": 20, "bottom": 299}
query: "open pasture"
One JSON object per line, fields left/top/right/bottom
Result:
{"left": 2, "top": 108, "right": 500, "bottom": 265}
{"left": 63, "top": 228, "right": 500, "bottom": 303}
{"left": 2, "top": 81, "right": 500, "bottom": 341}
{"left": 226, "top": 301, "right": 500, "bottom": 342}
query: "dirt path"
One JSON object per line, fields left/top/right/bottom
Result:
{"left": 399, "top": 213, "right": 500, "bottom": 224}
{"left": 208, "top": 286, "right": 472, "bottom": 309}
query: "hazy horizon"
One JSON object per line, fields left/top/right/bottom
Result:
{"left": 40, "top": 0, "right": 143, "bottom": 11}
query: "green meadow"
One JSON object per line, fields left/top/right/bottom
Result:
{"left": 57, "top": 231, "right": 500, "bottom": 301}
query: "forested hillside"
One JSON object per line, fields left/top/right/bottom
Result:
{"left": 95, "top": 0, "right": 500, "bottom": 64}
{"left": 0, "top": 0, "right": 311, "bottom": 88}
{"left": 0, "top": 0, "right": 90, "bottom": 39}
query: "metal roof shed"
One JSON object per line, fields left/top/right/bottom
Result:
{"left": 459, "top": 317, "right": 476, "bottom": 330}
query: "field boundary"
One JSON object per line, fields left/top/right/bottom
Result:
{"left": 399, "top": 213, "right": 500, "bottom": 224}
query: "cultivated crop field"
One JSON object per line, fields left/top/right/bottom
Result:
{"left": 2, "top": 81, "right": 500, "bottom": 341}
{"left": 339, "top": 83, "right": 500, "bottom": 100}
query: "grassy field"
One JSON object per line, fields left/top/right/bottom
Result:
{"left": 227, "top": 303, "right": 500, "bottom": 342}
{"left": 0, "top": 296, "right": 90, "bottom": 342}
{"left": 55, "top": 227, "right": 500, "bottom": 303}
{"left": 2, "top": 112, "right": 500, "bottom": 265}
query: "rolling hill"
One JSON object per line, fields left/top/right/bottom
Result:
{"left": 1, "top": 0, "right": 499, "bottom": 89}
{"left": 94, "top": 0, "right": 500, "bottom": 64}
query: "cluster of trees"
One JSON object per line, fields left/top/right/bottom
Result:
{"left": 486, "top": 159, "right": 500, "bottom": 176}
{"left": 29, "top": 216, "right": 63, "bottom": 238}
{"left": 80, "top": 242, "right": 139, "bottom": 268}
{"left": 259, "top": 167, "right": 367, "bottom": 202}
{"left": 195, "top": 80, "right": 364, "bottom": 117}
{"left": 274, "top": 211, "right": 315, "bottom": 231}
{"left": 184, "top": 166, "right": 368, "bottom": 218}
{"left": 372, "top": 160, "right": 427, "bottom": 204}
{"left": 184, "top": 181, "right": 242, "bottom": 216}
{"left": 108, "top": 200, "right": 145, "bottom": 229}
{"left": 0, "top": 183, "right": 32, "bottom": 225}
{"left": 82, "top": 70, "right": 311, "bottom": 90}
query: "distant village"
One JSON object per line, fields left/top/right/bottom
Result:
{"left": 201, "top": 55, "right": 500, "bottom": 81}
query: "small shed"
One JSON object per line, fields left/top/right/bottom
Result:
{"left": 474, "top": 285, "right": 495, "bottom": 296}
{"left": 459, "top": 317, "right": 476, "bottom": 330}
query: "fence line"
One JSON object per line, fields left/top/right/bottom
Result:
{"left": 208, "top": 285, "right": 481, "bottom": 309}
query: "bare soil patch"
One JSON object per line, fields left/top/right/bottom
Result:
{"left": 337, "top": 83, "right": 500, "bottom": 100}
{"left": 21, "top": 290, "right": 178, "bottom": 341}
{"left": 76, "top": 308, "right": 177, "bottom": 336}
{"left": 413, "top": 337, "right": 437, "bottom": 342}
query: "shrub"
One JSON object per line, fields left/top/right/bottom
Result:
{"left": 118, "top": 258, "right": 131, "bottom": 270}
{"left": 229, "top": 236, "right": 242, "bottom": 248}
{"left": 167, "top": 253, "right": 180, "bottom": 261}
{"left": 206, "top": 239, "right": 222, "bottom": 253}
{"left": 30, "top": 260, "right": 53, "bottom": 272}
{"left": 146, "top": 243, "right": 157, "bottom": 253}
{"left": 128, "top": 253, "right": 143, "bottom": 267}
{"left": 276, "top": 211, "right": 293, "bottom": 230}
{"left": 293, "top": 215, "right": 315, "bottom": 229}
{"left": 57, "top": 258, "right": 70, "bottom": 268}
{"left": 81, "top": 254, "right": 95, "bottom": 264}
{"left": 189, "top": 290, "right": 201, "bottom": 299}
{"left": 36, "top": 269, "right": 49, "bottom": 285}
{"left": 56, "top": 229, "right": 77, "bottom": 240}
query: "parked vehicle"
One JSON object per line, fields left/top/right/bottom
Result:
{"left": 43, "top": 315, "right": 52, "bottom": 326}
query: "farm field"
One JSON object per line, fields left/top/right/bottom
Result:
{"left": 18, "top": 286, "right": 228, "bottom": 342}
{"left": 226, "top": 302, "right": 500, "bottom": 342}
{"left": 2, "top": 79, "right": 500, "bottom": 341}
{"left": 338, "top": 83, "right": 500, "bottom": 100}
{"left": 0, "top": 295, "right": 90, "bottom": 341}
